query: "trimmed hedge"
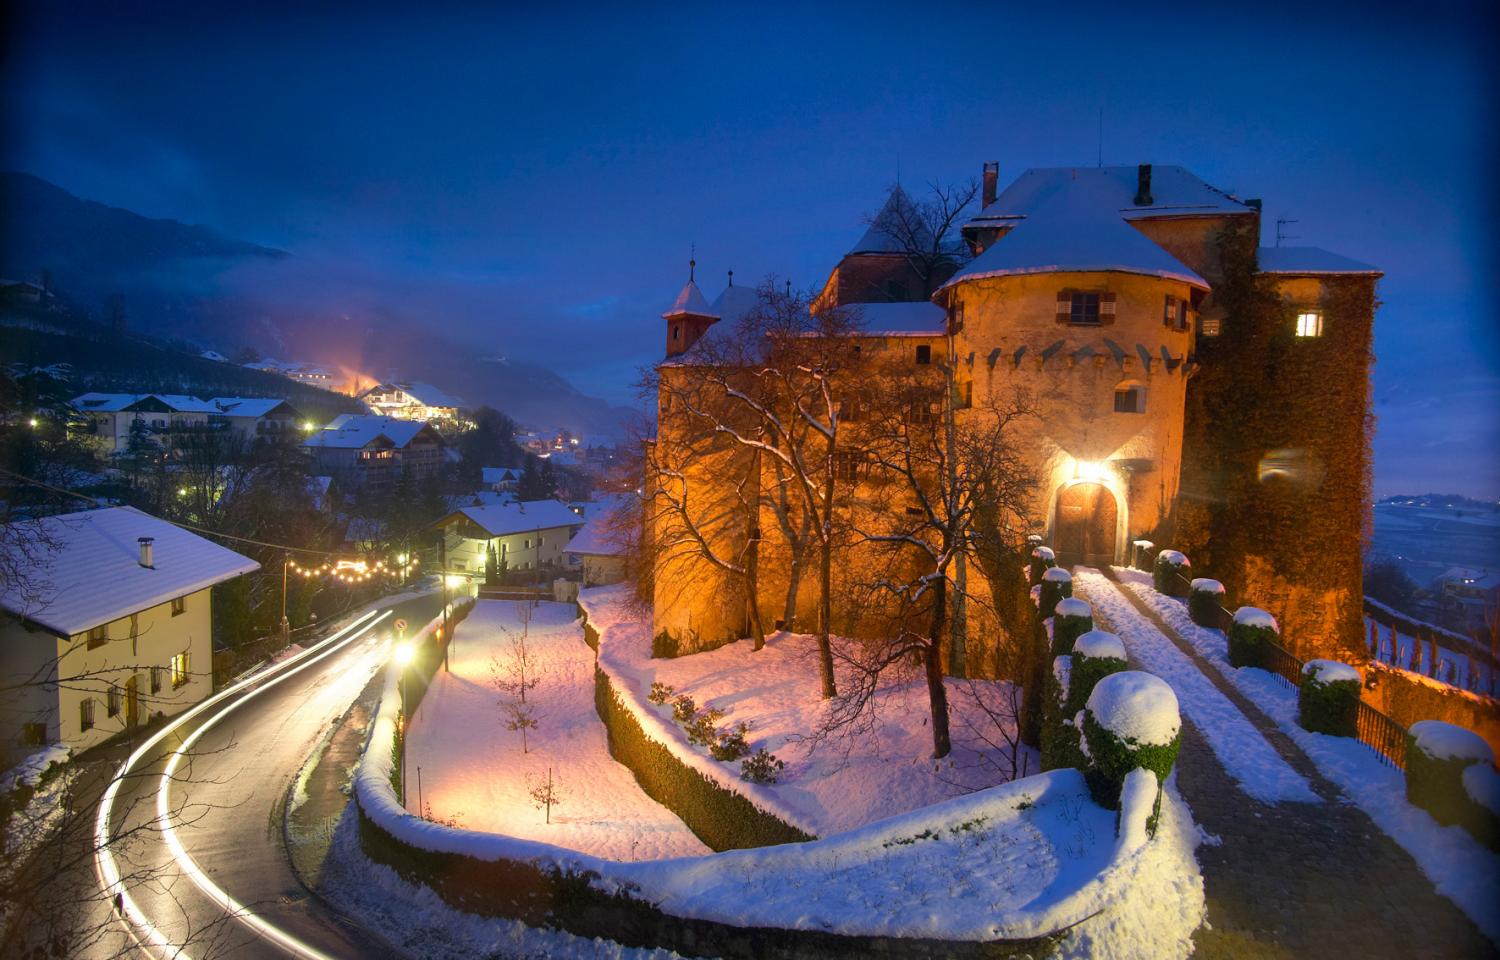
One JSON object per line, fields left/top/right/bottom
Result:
{"left": 1297, "top": 663, "right": 1360, "bottom": 737}
{"left": 594, "top": 666, "right": 813, "bottom": 850}
{"left": 1404, "top": 723, "right": 1498, "bottom": 851}
{"left": 1067, "top": 654, "right": 1129, "bottom": 717}
{"left": 1130, "top": 540, "right": 1154, "bottom": 572}
{"left": 1040, "top": 658, "right": 1086, "bottom": 772}
{"left": 1152, "top": 551, "right": 1190, "bottom": 596}
{"left": 1052, "top": 605, "right": 1093, "bottom": 656}
{"left": 1036, "top": 569, "right": 1072, "bottom": 619}
{"left": 1187, "top": 580, "right": 1225, "bottom": 629}
{"left": 1028, "top": 546, "right": 1057, "bottom": 587}
{"left": 1081, "top": 711, "right": 1182, "bottom": 811}
{"left": 1228, "top": 613, "right": 1278, "bottom": 670}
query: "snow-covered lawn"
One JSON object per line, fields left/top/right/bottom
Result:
{"left": 1071, "top": 568, "right": 1318, "bottom": 804}
{"left": 582, "top": 586, "right": 1036, "bottom": 837}
{"left": 406, "top": 600, "right": 709, "bottom": 860}
{"left": 1114, "top": 566, "right": 1500, "bottom": 946}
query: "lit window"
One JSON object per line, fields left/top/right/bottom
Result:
{"left": 1296, "top": 311, "right": 1323, "bottom": 337}
{"left": 80, "top": 698, "right": 95, "bottom": 731}
{"left": 1114, "top": 383, "right": 1146, "bottom": 414}
{"left": 87, "top": 625, "right": 108, "bottom": 649}
{"left": 170, "top": 596, "right": 186, "bottom": 617}
{"left": 171, "top": 652, "right": 191, "bottom": 689}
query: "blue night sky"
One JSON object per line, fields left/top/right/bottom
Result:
{"left": 3, "top": 1, "right": 1497, "bottom": 497}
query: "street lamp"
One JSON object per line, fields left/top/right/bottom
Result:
{"left": 393, "top": 640, "right": 416, "bottom": 805}
{"left": 279, "top": 552, "right": 291, "bottom": 643}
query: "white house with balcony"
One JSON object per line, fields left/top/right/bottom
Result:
{"left": 0, "top": 507, "right": 258, "bottom": 768}
{"left": 431, "top": 499, "right": 584, "bottom": 580}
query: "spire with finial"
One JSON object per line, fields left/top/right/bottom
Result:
{"left": 727, "top": 269, "right": 734, "bottom": 287}
{"left": 689, "top": 242, "right": 696, "bottom": 282}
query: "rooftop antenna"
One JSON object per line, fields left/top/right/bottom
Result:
{"left": 1275, "top": 218, "right": 1300, "bottom": 247}
{"left": 1097, "top": 107, "right": 1103, "bottom": 168}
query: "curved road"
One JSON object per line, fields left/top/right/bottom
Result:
{"left": 89, "top": 590, "right": 445, "bottom": 960}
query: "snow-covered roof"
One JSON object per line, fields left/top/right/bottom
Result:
{"left": 399, "top": 382, "right": 466, "bottom": 409}
{"left": 481, "top": 466, "right": 521, "bottom": 484}
{"left": 441, "top": 499, "right": 584, "bottom": 538}
{"left": 302, "top": 415, "right": 438, "bottom": 450}
{"left": 0, "top": 506, "right": 259, "bottom": 636}
{"left": 1257, "top": 247, "right": 1381, "bottom": 276}
{"left": 967, "top": 166, "right": 1253, "bottom": 228}
{"left": 208, "top": 397, "right": 298, "bottom": 418}
{"left": 848, "top": 185, "right": 928, "bottom": 256}
{"left": 199, "top": 350, "right": 228, "bottom": 362}
{"left": 70, "top": 393, "right": 221, "bottom": 414}
{"left": 709, "top": 282, "right": 760, "bottom": 325}
{"left": 150, "top": 394, "right": 219, "bottom": 413}
{"left": 850, "top": 300, "right": 947, "bottom": 336}
{"left": 565, "top": 507, "right": 626, "bottom": 556}
{"left": 941, "top": 173, "right": 1209, "bottom": 294}
{"left": 662, "top": 279, "right": 718, "bottom": 319}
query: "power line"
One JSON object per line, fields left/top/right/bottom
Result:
{"left": 0, "top": 466, "right": 347, "bottom": 558}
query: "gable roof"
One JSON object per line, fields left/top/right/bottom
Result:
{"left": 208, "top": 397, "right": 299, "bottom": 418}
{"left": 0, "top": 506, "right": 259, "bottom": 636}
{"left": 302, "top": 415, "right": 440, "bottom": 450}
{"left": 940, "top": 171, "right": 1209, "bottom": 294}
{"left": 1257, "top": 246, "right": 1381, "bottom": 276}
{"left": 565, "top": 507, "right": 627, "bottom": 556}
{"left": 481, "top": 466, "right": 521, "bottom": 484}
{"left": 967, "top": 166, "right": 1254, "bottom": 228}
{"left": 437, "top": 499, "right": 583, "bottom": 538}
{"left": 662, "top": 279, "right": 718, "bottom": 319}
{"left": 387, "top": 382, "right": 465, "bottom": 409}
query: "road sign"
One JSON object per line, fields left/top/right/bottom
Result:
{"left": 393, "top": 618, "right": 407, "bottom": 633}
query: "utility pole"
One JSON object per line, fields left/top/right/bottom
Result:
{"left": 280, "top": 552, "right": 291, "bottom": 643}
{"left": 438, "top": 530, "right": 450, "bottom": 672}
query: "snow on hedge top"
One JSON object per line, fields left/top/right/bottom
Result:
{"left": 1302, "top": 659, "right": 1360, "bottom": 685}
{"left": 1157, "top": 550, "right": 1188, "bottom": 566}
{"left": 1409, "top": 720, "right": 1495, "bottom": 764}
{"left": 1132, "top": 539, "right": 1154, "bottom": 549}
{"left": 1032, "top": 545, "right": 1055, "bottom": 560}
{"left": 1462, "top": 763, "right": 1500, "bottom": 816}
{"left": 1042, "top": 566, "right": 1072, "bottom": 583}
{"left": 1189, "top": 578, "right": 1224, "bottom": 594}
{"left": 1074, "top": 630, "right": 1127, "bottom": 663}
{"left": 1086, "top": 671, "right": 1180, "bottom": 746}
{"left": 1055, "top": 597, "right": 1091, "bottom": 619}
{"left": 1232, "top": 606, "right": 1278, "bottom": 631}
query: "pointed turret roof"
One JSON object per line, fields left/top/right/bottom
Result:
{"left": 662, "top": 279, "right": 717, "bottom": 319}
{"left": 848, "top": 184, "right": 931, "bottom": 256}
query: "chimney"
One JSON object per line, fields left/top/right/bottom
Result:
{"left": 1245, "top": 198, "right": 1263, "bottom": 212}
{"left": 137, "top": 536, "right": 155, "bottom": 569}
{"left": 1134, "top": 164, "right": 1153, "bottom": 206}
{"left": 982, "top": 161, "right": 999, "bottom": 208}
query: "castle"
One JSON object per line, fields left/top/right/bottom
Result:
{"left": 648, "top": 163, "right": 1379, "bottom": 672}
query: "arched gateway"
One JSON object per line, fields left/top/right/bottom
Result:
{"left": 1055, "top": 482, "right": 1118, "bottom": 566}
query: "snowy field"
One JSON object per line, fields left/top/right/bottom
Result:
{"left": 1071, "top": 568, "right": 1319, "bottom": 804}
{"left": 406, "top": 600, "right": 709, "bottom": 860}
{"left": 1114, "top": 567, "right": 1500, "bottom": 946}
{"left": 583, "top": 586, "right": 1037, "bottom": 836}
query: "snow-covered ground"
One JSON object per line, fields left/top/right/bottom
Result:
{"left": 582, "top": 586, "right": 1037, "bottom": 837}
{"left": 406, "top": 600, "right": 709, "bottom": 860}
{"left": 1071, "top": 568, "right": 1319, "bottom": 804}
{"left": 1115, "top": 567, "right": 1500, "bottom": 945}
{"left": 1362, "top": 599, "right": 1495, "bottom": 697}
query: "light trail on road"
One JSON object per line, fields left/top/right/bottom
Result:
{"left": 94, "top": 608, "right": 391, "bottom": 960}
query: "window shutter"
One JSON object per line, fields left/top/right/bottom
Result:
{"left": 1100, "top": 291, "right": 1117, "bottom": 324}
{"left": 1177, "top": 300, "right": 1188, "bottom": 330}
{"left": 1056, "top": 290, "right": 1073, "bottom": 323}
{"left": 1163, "top": 295, "right": 1175, "bottom": 326}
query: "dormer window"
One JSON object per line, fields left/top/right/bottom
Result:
{"left": 1296, "top": 311, "right": 1323, "bottom": 337}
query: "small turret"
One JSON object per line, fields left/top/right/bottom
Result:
{"left": 662, "top": 256, "right": 720, "bottom": 358}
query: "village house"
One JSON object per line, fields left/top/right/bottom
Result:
{"left": 565, "top": 502, "right": 629, "bottom": 586}
{"left": 481, "top": 466, "right": 521, "bottom": 493}
{"left": 205, "top": 396, "right": 303, "bottom": 442}
{"left": 0, "top": 507, "right": 258, "bottom": 768}
{"left": 431, "top": 499, "right": 584, "bottom": 580}
{"left": 649, "top": 163, "right": 1380, "bottom": 664}
{"left": 301, "top": 414, "right": 446, "bottom": 488}
{"left": 359, "top": 381, "right": 466, "bottom": 423}
{"left": 70, "top": 393, "right": 303, "bottom": 454}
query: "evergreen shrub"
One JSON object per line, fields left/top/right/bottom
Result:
{"left": 1187, "top": 579, "right": 1226, "bottom": 628}
{"left": 1153, "top": 550, "right": 1190, "bottom": 596}
{"left": 1082, "top": 672, "right": 1181, "bottom": 810}
{"left": 1227, "top": 607, "right": 1279, "bottom": 669}
{"left": 1037, "top": 568, "right": 1072, "bottom": 619}
{"left": 1040, "top": 656, "right": 1085, "bottom": 771}
{"left": 1082, "top": 712, "right": 1181, "bottom": 811}
{"left": 1029, "top": 546, "right": 1057, "bottom": 587}
{"left": 1297, "top": 660, "right": 1361, "bottom": 736}
{"left": 1405, "top": 720, "right": 1496, "bottom": 848}
{"left": 1051, "top": 598, "right": 1092, "bottom": 655}
{"left": 1067, "top": 650, "right": 1128, "bottom": 716}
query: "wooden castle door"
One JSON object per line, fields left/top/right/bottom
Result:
{"left": 1056, "top": 483, "right": 1118, "bottom": 565}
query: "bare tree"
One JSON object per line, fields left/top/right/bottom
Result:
{"left": 526, "top": 766, "right": 562, "bottom": 824}
{"left": 490, "top": 602, "right": 542, "bottom": 752}
{"left": 864, "top": 179, "right": 979, "bottom": 298}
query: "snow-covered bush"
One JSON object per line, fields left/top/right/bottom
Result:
{"left": 1041, "top": 656, "right": 1086, "bottom": 771}
{"left": 1405, "top": 720, "right": 1496, "bottom": 845}
{"left": 1227, "top": 606, "right": 1279, "bottom": 669}
{"left": 1297, "top": 660, "right": 1361, "bottom": 737}
{"left": 740, "top": 748, "right": 785, "bottom": 784}
{"left": 1187, "top": 579, "right": 1225, "bottom": 628}
{"left": 1037, "top": 566, "right": 1073, "bottom": 618}
{"left": 1067, "top": 631, "right": 1129, "bottom": 715}
{"left": 1052, "top": 597, "right": 1093, "bottom": 655}
{"left": 1152, "top": 550, "right": 1190, "bottom": 596}
{"left": 1131, "top": 539, "right": 1154, "bottom": 572}
{"left": 1082, "top": 672, "right": 1181, "bottom": 814}
{"left": 1029, "top": 545, "right": 1057, "bottom": 586}
{"left": 709, "top": 722, "right": 750, "bottom": 762}
{"left": 1461, "top": 763, "right": 1500, "bottom": 851}
{"left": 670, "top": 693, "right": 697, "bottom": 723}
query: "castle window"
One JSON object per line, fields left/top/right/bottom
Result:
{"left": 915, "top": 345, "right": 931, "bottom": 365}
{"left": 834, "top": 450, "right": 865, "bottom": 483}
{"left": 672, "top": 325, "right": 680, "bottom": 342}
{"left": 1072, "top": 292, "right": 1101, "bottom": 325}
{"left": 1296, "top": 311, "right": 1323, "bottom": 337}
{"left": 1163, "top": 295, "right": 1188, "bottom": 331}
{"left": 1200, "top": 317, "right": 1222, "bottom": 337}
{"left": 1114, "top": 382, "right": 1146, "bottom": 414}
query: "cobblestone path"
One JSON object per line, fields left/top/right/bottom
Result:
{"left": 1080, "top": 569, "right": 1496, "bottom": 959}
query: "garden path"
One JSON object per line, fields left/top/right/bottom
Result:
{"left": 1077, "top": 568, "right": 1496, "bottom": 959}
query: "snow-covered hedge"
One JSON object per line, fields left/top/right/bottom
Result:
{"left": 1029, "top": 545, "right": 1057, "bottom": 586}
{"left": 1052, "top": 598, "right": 1093, "bottom": 655}
{"left": 1227, "top": 606, "right": 1279, "bottom": 670}
{"left": 1187, "top": 579, "right": 1225, "bottom": 629}
{"left": 1130, "top": 540, "right": 1154, "bottom": 572}
{"left": 1037, "top": 567, "right": 1073, "bottom": 619}
{"left": 1405, "top": 720, "right": 1499, "bottom": 849}
{"left": 1082, "top": 672, "right": 1182, "bottom": 822}
{"left": 1298, "top": 660, "right": 1361, "bottom": 737}
{"left": 1042, "top": 656, "right": 1085, "bottom": 772}
{"left": 1461, "top": 764, "right": 1500, "bottom": 851}
{"left": 1152, "top": 550, "right": 1190, "bottom": 596}
{"left": 1067, "top": 631, "right": 1129, "bottom": 716}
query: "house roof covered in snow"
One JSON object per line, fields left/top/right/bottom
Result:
{"left": 438, "top": 499, "right": 583, "bottom": 538}
{"left": 709, "top": 282, "right": 760, "bottom": 325}
{"left": 848, "top": 300, "right": 947, "bottom": 336}
{"left": 481, "top": 466, "right": 521, "bottom": 485}
{"left": 967, "top": 166, "right": 1254, "bottom": 229}
{"left": 70, "top": 393, "right": 218, "bottom": 414}
{"left": 565, "top": 507, "right": 626, "bottom": 556}
{"left": 397, "top": 382, "right": 466, "bottom": 409}
{"left": 940, "top": 171, "right": 1209, "bottom": 294}
{"left": 0, "top": 506, "right": 259, "bottom": 636}
{"left": 302, "top": 415, "right": 439, "bottom": 450}
{"left": 208, "top": 397, "right": 299, "bottom": 418}
{"left": 1256, "top": 246, "right": 1381, "bottom": 276}
{"left": 662, "top": 279, "right": 718, "bottom": 319}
